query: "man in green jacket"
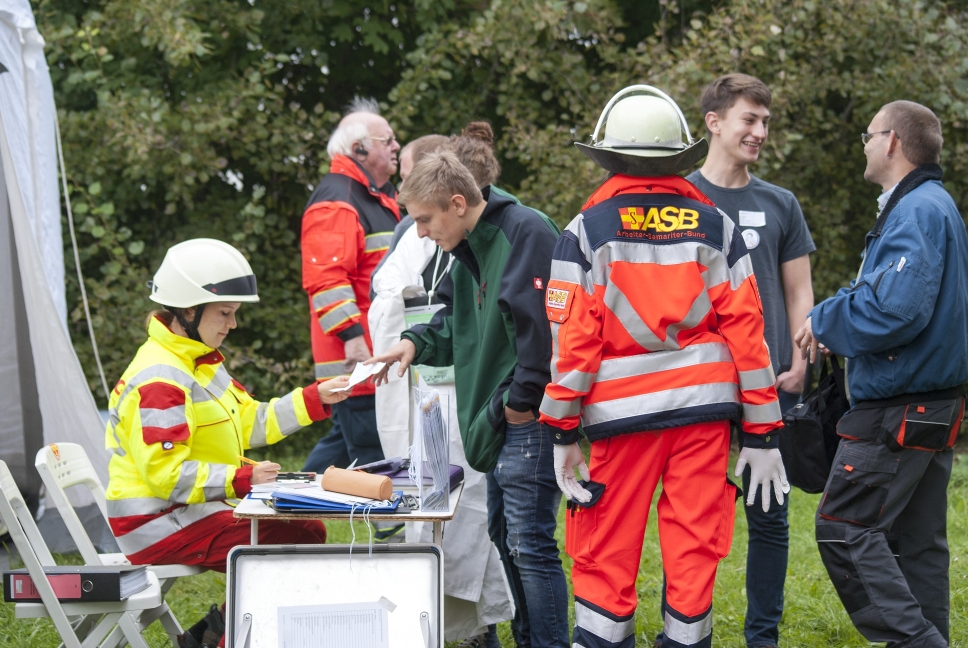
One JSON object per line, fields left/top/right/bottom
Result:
{"left": 370, "top": 150, "right": 568, "bottom": 647}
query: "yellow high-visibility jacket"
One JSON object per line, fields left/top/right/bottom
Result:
{"left": 104, "top": 316, "right": 329, "bottom": 562}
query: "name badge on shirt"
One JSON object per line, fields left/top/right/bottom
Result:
{"left": 739, "top": 210, "right": 766, "bottom": 227}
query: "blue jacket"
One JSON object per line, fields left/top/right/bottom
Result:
{"left": 812, "top": 180, "right": 968, "bottom": 402}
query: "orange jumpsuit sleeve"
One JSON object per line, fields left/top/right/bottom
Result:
{"left": 301, "top": 200, "right": 366, "bottom": 341}
{"left": 539, "top": 224, "right": 602, "bottom": 444}
{"left": 707, "top": 216, "right": 783, "bottom": 446}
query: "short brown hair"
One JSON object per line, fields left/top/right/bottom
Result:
{"left": 448, "top": 121, "right": 501, "bottom": 187}
{"left": 400, "top": 134, "right": 449, "bottom": 167}
{"left": 880, "top": 100, "right": 943, "bottom": 165}
{"left": 700, "top": 73, "right": 772, "bottom": 125}
{"left": 398, "top": 150, "right": 483, "bottom": 210}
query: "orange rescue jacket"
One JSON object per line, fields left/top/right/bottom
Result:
{"left": 539, "top": 175, "right": 783, "bottom": 447}
{"left": 302, "top": 155, "right": 400, "bottom": 392}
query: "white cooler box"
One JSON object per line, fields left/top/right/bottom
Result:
{"left": 226, "top": 544, "right": 444, "bottom": 648}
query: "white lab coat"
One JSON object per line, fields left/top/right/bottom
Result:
{"left": 369, "top": 225, "right": 514, "bottom": 641}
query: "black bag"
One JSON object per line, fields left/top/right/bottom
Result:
{"left": 780, "top": 354, "right": 849, "bottom": 493}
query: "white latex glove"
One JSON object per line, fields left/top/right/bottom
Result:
{"left": 734, "top": 447, "right": 790, "bottom": 513}
{"left": 554, "top": 443, "right": 592, "bottom": 503}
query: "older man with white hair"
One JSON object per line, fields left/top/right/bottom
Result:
{"left": 302, "top": 97, "right": 402, "bottom": 473}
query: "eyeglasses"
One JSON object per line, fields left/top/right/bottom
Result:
{"left": 861, "top": 130, "right": 896, "bottom": 145}
{"left": 367, "top": 134, "right": 397, "bottom": 147}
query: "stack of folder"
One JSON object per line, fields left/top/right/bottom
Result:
{"left": 269, "top": 486, "right": 404, "bottom": 514}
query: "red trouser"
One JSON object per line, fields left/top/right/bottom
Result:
{"left": 129, "top": 511, "right": 327, "bottom": 573}
{"left": 567, "top": 421, "right": 736, "bottom": 648}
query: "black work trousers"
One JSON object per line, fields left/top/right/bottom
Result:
{"left": 815, "top": 394, "right": 963, "bottom": 648}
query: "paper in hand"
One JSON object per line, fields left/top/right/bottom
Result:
{"left": 330, "top": 362, "right": 386, "bottom": 392}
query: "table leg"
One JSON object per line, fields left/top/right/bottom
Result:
{"left": 432, "top": 521, "right": 442, "bottom": 546}
{"left": 250, "top": 519, "right": 258, "bottom": 545}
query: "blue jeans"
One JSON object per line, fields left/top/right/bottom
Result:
{"left": 302, "top": 395, "right": 385, "bottom": 472}
{"left": 738, "top": 389, "right": 798, "bottom": 647}
{"left": 486, "top": 420, "right": 569, "bottom": 648}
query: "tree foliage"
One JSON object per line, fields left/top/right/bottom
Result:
{"left": 36, "top": 0, "right": 968, "bottom": 402}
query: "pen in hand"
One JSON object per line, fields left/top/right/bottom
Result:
{"left": 238, "top": 455, "right": 281, "bottom": 485}
{"left": 238, "top": 455, "right": 259, "bottom": 466}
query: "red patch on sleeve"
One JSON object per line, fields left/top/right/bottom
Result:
{"left": 142, "top": 423, "right": 190, "bottom": 445}
{"left": 231, "top": 379, "right": 251, "bottom": 395}
{"left": 138, "top": 382, "right": 186, "bottom": 409}
{"left": 534, "top": 277, "right": 544, "bottom": 290}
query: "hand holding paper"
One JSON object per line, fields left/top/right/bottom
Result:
{"left": 330, "top": 361, "right": 386, "bottom": 392}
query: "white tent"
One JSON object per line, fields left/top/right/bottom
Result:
{"left": 0, "top": 0, "right": 108, "bottom": 513}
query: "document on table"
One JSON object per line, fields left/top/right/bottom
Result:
{"left": 279, "top": 602, "right": 388, "bottom": 648}
{"left": 275, "top": 485, "right": 386, "bottom": 506}
{"left": 330, "top": 362, "right": 386, "bottom": 392}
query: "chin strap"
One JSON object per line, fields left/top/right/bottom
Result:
{"left": 167, "top": 304, "right": 206, "bottom": 343}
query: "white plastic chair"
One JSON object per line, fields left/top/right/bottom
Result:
{"left": 35, "top": 443, "right": 205, "bottom": 645}
{"left": 0, "top": 459, "right": 162, "bottom": 648}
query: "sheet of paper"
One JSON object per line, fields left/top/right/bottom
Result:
{"left": 279, "top": 602, "right": 388, "bottom": 648}
{"left": 330, "top": 362, "right": 386, "bottom": 392}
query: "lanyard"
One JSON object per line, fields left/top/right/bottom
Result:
{"left": 426, "top": 247, "right": 454, "bottom": 305}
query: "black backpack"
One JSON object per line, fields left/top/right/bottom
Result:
{"left": 780, "top": 355, "right": 849, "bottom": 494}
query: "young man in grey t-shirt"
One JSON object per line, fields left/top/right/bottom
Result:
{"left": 657, "top": 74, "right": 815, "bottom": 648}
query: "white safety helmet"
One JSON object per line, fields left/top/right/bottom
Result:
{"left": 149, "top": 238, "right": 259, "bottom": 309}
{"left": 576, "top": 85, "right": 708, "bottom": 176}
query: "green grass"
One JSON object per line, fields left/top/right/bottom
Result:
{"left": 3, "top": 433, "right": 967, "bottom": 647}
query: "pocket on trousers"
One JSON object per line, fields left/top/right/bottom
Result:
{"left": 713, "top": 479, "right": 739, "bottom": 559}
{"left": 819, "top": 444, "right": 898, "bottom": 526}
{"left": 564, "top": 500, "right": 597, "bottom": 563}
{"left": 897, "top": 400, "right": 960, "bottom": 451}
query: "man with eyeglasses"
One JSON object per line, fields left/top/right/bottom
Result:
{"left": 301, "top": 96, "right": 402, "bottom": 473}
{"left": 797, "top": 101, "right": 968, "bottom": 647}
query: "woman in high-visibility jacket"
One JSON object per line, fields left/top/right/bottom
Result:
{"left": 104, "top": 239, "right": 349, "bottom": 577}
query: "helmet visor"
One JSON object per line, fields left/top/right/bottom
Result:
{"left": 202, "top": 274, "right": 258, "bottom": 298}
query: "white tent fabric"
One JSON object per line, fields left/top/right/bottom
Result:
{"left": 0, "top": 0, "right": 107, "bottom": 507}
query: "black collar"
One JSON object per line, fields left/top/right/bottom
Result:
{"left": 869, "top": 163, "right": 943, "bottom": 239}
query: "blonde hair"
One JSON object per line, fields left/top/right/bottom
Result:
{"left": 398, "top": 150, "right": 483, "bottom": 210}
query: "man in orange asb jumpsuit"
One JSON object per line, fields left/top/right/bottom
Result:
{"left": 539, "top": 86, "right": 788, "bottom": 648}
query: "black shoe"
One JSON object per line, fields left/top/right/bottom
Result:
{"left": 177, "top": 603, "right": 225, "bottom": 648}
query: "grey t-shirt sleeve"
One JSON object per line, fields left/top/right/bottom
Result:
{"left": 778, "top": 196, "right": 815, "bottom": 263}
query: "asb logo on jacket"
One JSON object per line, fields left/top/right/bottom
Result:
{"left": 619, "top": 206, "right": 700, "bottom": 232}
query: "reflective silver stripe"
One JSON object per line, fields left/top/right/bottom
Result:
{"left": 139, "top": 406, "right": 187, "bottom": 429}
{"left": 664, "top": 609, "right": 712, "bottom": 646}
{"left": 539, "top": 394, "right": 582, "bottom": 420}
{"left": 191, "top": 383, "right": 215, "bottom": 403}
{"left": 603, "top": 282, "right": 667, "bottom": 351}
{"left": 728, "top": 254, "right": 754, "bottom": 289}
{"left": 553, "top": 369, "right": 595, "bottom": 393}
{"left": 205, "top": 366, "right": 231, "bottom": 400}
{"left": 591, "top": 239, "right": 724, "bottom": 288}
{"left": 365, "top": 232, "right": 393, "bottom": 252}
{"left": 743, "top": 400, "right": 782, "bottom": 424}
{"left": 249, "top": 403, "right": 269, "bottom": 448}
{"left": 312, "top": 286, "right": 356, "bottom": 311}
{"left": 574, "top": 600, "right": 634, "bottom": 642}
{"left": 738, "top": 366, "right": 776, "bottom": 391}
{"left": 550, "top": 259, "right": 594, "bottom": 295}
{"left": 203, "top": 464, "right": 228, "bottom": 501}
{"left": 169, "top": 461, "right": 200, "bottom": 502}
{"left": 319, "top": 301, "right": 362, "bottom": 332}
{"left": 116, "top": 365, "right": 196, "bottom": 411}
{"left": 273, "top": 392, "right": 301, "bottom": 435}
{"left": 106, "top": 497, "right": 171, "bottom": 517}
{"left": 113, "top": 501, "right": 231, "bottom": 555}
{"left": 315, "top": 361, "right": 346, "bottom": 380}
{"left": 582, "top": 382, "right": 740, "bottom": 427}
{"left": 597, "top": 343, "right": 733, "bottom": 383}
{"left": 663, "top": 290, "right": 712, "bottom": 345}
